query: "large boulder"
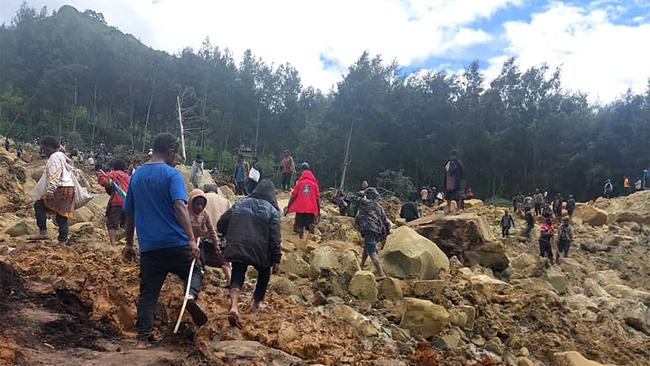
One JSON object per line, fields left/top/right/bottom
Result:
{"left": 176, "top": 165, "right": 216, "bottom": 194}
{"left": 330, "top": 304, "right": 380, "bottom": 337}
{"left": 348, "top": 270, "right": 378, "bottom": 303}
{"left": 552, "top": 351, "right": 615, "bottom": 366}
{"left": 400, "top": 297, "right": 449, "bottom": 338}
{"left": 573, "top": 205, "right": 609, "bottom": 226}
{"left": 379, "top": 226, "right": 449, "bottom": 279}
{"left": 604, "top": 284, "right": 650, "bottom": 306}
{"left": 279, "top": 252, "right": 310, "bottom": 278}
{"left": 308, "top": 245, "right": 360, "bottom": 283}
{"left": 410, "top": 213, "right": 509, "bottom": 271}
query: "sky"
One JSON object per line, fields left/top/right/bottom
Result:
{"left": 1, "top": 0, "right": 650, "bottom": 103}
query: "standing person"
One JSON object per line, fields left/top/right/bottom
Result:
{"left": 623, "top": 177, "right": 630, "bottom": 195}
{"left": 190, "top": 155, "right": 204, "bottom": 189}
{"left": 542, "top": 203, "right": 553, "bottom": 220}
{"left": 500, "top": 210, "right": 515, "bottom": 238}
{"left": 604, "top": 179, "right": 613, "bottom": 198}
{"left": 121, "top": 133, "right": 207, "bottom": 346}
{"left": 355, "top": 187, "right": 389, "bottom": 280}
{"left": 87, "top": 155, "right": 95, "bottom": 170}
{"left": 360, "top": 180, "right": 369, "bottom": 191}
{"left": 28, "top": 136, "right": 75, "bottom": 245}
{"left": 465, "top": 187, "right": 474, "bottom": 200}
{"left": 400, "top": 192, "right": 420, "bottom": 223}
{"left": 539, "top": 217, "right": 555, "bottom": 264}
{"left": 97, "top": 158, "right": 131, "bottom": 246}
{"left": 644, "top": 169, "right": 649, "bottom": 190}
{"left": 16, "top": 145, "right": 23, "bottom": 160}
{"left": 233, "top": 153, "right": 250, "bottom": 196}
{"left": 280, "top": 150, "right": 295, "bottom": 192}
{"left": 524, "top": 207, "right": 535, "bottom": 238}
{"left": 512, "top": 194, "right": 519, "bottom": 213}
{"left": 523, "top": 194, "right": 534, "bottom": 213}
{"left": 4, "top": 138, "right": 9, "bottom": 152}
{"left": 566, "top": 195, "right": 576, "bottom": 219}
{"left": 444, "top": 149, "right": 464, "bottom": 214}
{"left": 217, "top": 180, "right": 281, "bottom": 329}
{"left": 556, "top": 217, "right": 574, "bottom": 262}
{"left": 635, "top": 177, "right": 642, "bottom": 191}
{"left": 188, "top": 189, "right": 231, "bottom": 287}
{"left": 286, "top": 163, "right": 320, "bottom": 239}
{"left": 552, "top": 194, "right": 563, "bottom": 219}
{"left": 420, "top": 187, "right": 429, "bottom": 206}
{"left": 246, "top": 157, "right": 263, "bottom": 194}
{"left": 533, "top": 189, "right": 544, "bottom": 216}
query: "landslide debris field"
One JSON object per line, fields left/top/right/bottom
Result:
{"left": 1, "top": 145, "right": 650, "bottom": 366}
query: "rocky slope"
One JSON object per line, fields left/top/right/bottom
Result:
{"left": 1, "top": 143, "right": 650, "bottom": 366}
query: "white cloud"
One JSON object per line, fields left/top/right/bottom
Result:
{"left": 0, "top": 0, "right": 516, "bottom": 91}
{"left": 489, "top": 3, "right": 650, "bottom": 102}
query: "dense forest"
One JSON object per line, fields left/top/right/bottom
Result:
{"left": 1, "top": 3, "right": 649, "bottom": 200}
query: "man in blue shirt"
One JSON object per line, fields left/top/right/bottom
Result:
{"left": 122, "top": 133, "right": 206, "bottom": 345}
{"left": 233, "top": 153, "right": 249, "bottom": 196}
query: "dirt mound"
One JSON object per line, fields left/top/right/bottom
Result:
{"left": 0, "top": 261, "right": 24, "bottom": 311}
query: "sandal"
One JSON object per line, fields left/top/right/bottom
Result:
{"left": 228, "top": 310, "right": 242, "bottom": 329}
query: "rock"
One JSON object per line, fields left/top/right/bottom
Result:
{"left": 580, "top": 242, "right": 610, "bottom": 253}
{"left": 308, "top": 245, "right": 359, "bottom": 283}
{"left": 378, "top": 277, "right": 404, "bottom": 301}
{"left": 413, "top": 280, "right": 445, "bottom": 297}
{"left": 69, "top": 222, "right": 94, "bottom": 235}
{"left": 389, "top": 324, "right": 411, "bottom": 342}
{"left": 279, "top": 252, "right": 310, "bottom": 278}
{"left": 594, "top": 270, "right": 623, "bottom": 286}
{"left": 176, "top": 165, "right": 216, "bottom": 195}
{"left": 448, "top": 309, "right": 468, "bottom": 328}
{"left": 518, "top": 358, "right": 535, "bottom": 366}
{"left": 379, "top": 226, "right": 449, "bottom": 280}
{"left": 277, "top": 324, "right": 300, "bottom": 349}
{"left": 317, "top": 215, "right": 362, "bottom": 243}
{"left": 574, "top": 205, "right": 609, "bottom": 226}
{"left": 510, "top": 253, "right": 537, "bottom": 278}
{"left": 400, "top": 297, "right": 449, "bottom": 338}
{"left": 4, "top": 221, "right": 28, "bottom": 237}
{"left": 543, "top": 268, "right": 568, "bottom": 295}
{"left": 268, "top": 276, "right": 301, "bottom": 297}
{"left": 432, "top": 327, "right": 464, "bottom": 349}
{"left": 552, "top": 351, "right": 615, "bottom": 366}
{"left": 411, "top": 213, "right": 509, "bottom": 270}
{"left": 349, "top": 270, "right": 378, "bottom": 303}
{"left": 457, "top": 305, "right": 476, "bottom": 330}
{"left": 206, "top": 340, "right": 304, "bottom": 365}
{"left": 330, "top": 304, "right": 380, "bottom": 337}
{"left": 218, "top": 186, "right": 236, "bottom": 202}
{"left": 596, "top": 296, "right": 650, "bottom": 334}
{"left": 71, "top": 206, "right": 95, "bottom": 225}
{"left": 604, "top": 284, "right": 650, "bottom": 306}
{"left": 583, "top": 278, "right": 609, "bottom": 297}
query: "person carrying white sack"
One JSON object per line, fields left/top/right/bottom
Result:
{"left": 29, "top": 136, "right": 76, "bottom": 245}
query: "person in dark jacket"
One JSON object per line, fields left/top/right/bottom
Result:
{"left": 400, "top": 192, "right": 420, "bottom": 222}
{"left": 500, "top": 210, "right": 515, "bottom": 238}
{"left": 552, "top": 194, "right": 563, "bottom": 220}
{"left": 566, "top": 195, "right": 576, "bottom": 218}
{"left": 524, "top": 207, "right": 535, "bottom": 238}
{"left": 217, "top": 180, "right": 281, "bottom": 329}
{"left": 444, "top": 149, "right": 464, "bottom": 214}
{"left": 355, "top": 188, "right": 390, "bottom": 279}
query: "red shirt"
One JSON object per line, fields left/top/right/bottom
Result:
{"left": 97, "top": 170, "right": 130, "bottom": 207}
{"left": 288, "top": 170, "right": 320, "bottom": 215}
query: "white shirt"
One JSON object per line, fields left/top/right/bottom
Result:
{"left": 46, "top": 152, "right": 74, "bottom": 194}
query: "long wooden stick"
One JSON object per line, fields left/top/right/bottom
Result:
{"left": 173, "top": 239, "right": 200, "bottom": 334}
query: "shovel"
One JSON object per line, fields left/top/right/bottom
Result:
{"left": 173, "top": 238, "right": 200, "bottom": 334}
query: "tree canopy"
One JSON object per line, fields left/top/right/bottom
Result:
{"left": 1, "top": 3, "right": 649, "bottom": 200}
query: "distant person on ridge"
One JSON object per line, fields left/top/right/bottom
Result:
{"left": 280, "top": 150, "right": 295, "bottom": 192}
{"left": 539, "top": 217, "right": 555, "bottom": 264}
{"left": 233, "top": 153, "right": 249, "bottom": 196}
{"left": 4, "top": 138, "right": 9, "bottom": 152}
{"left": 286, "top": 163, "right": 320, "bottom": 239}
{"left": 465, "top": 187, "right": 474, "bottom": 200}
{"left": 97, "top": 158, "right": 131, "bottom": 246}
{"left": 552, "top": 193, "right": 563, "bottom": 219}
{"left": 542, "top": 202, "right": 553, "bottom": 220}
{"left": 29, "top": 136, "right": 76, "bottom": 245}
{"left": 623, "top": 176, "right": 630, "bottom": 195}
{"left": 190, "top": 154, "right": 204, "bottom": 189}
{"left": 400, "top": 192, "right": 420, "bottom": 222}
{"left": 634, "top": 177, "right": 642, "bottom": 191}
{"left": 604, "top": 179, "right": 613, "bottom": 198}
{"left": 566, "top": 195, "right": 576, "bottom": 219}
{"left": 523, "top": 194, "right": 534, "bottom": 213}
{"left": 16, "top": 145, "right": 23, "bottom": 160}
{"left": 246, "top": 156, "right": 262, "bottom": 194}
{"left": 533, "top": 189, "right": 544, "bottom": 216}
{"left": 443, "top": 149, "right": 464, "bottom": 214}
{"left": 360, "top": 180, "right": 369, "bottom": 191}
{"left": 500, "top": 210, "right": 515, "bottom": 238}
{"left": 420, "top": 186, "right": 429, "bottom": 206}
{"left": 122, "top": 133, "right": 207, "bottom": 346}
{"left": 217, "top": 180, "right": 281, "bottom": 329}
{"left": 556, "top": 217, "right": 573, "bottom": 262}
{"left": 524, "top": 207, "right": 535, "bottom": 238}
{"left": 355, "top": 187, "right": 389, "bottom": 280}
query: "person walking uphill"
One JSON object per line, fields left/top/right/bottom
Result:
{"left": 122, "top": 133, "right": 207, "bottom": 346}
{"left": 286, "top": 163, "right": 320, "bottom": 239}
{"left": 188, "top": 189, "right": 231, "bottom": 286}
{"left": 97, "top": 158, "right": 130, "bottom": 246}
{"left": 29, "top": 136, "right": 76, "bottom": 245}
{"left": 444, "top": 149, "right": 464, "bottom": 214}
{"left": 217, "top": 180, "right": 281, "bottom": 329}
{"left": 500, "top": 210, "right": 515, "bottom": 238}
{"left": 356, "top": 187, "right": 390, "bottom": 280}
{"left": 234, "top": 153, "right": 250, "bottom": 196}
{"left": 556, "top": 217, "right": 574, "bottom": 262}
{"left": 280, "top": 150, "right": 295, "bottom": 192}
{"left": 539, "top": 217, "right": 555, "bottom": 264}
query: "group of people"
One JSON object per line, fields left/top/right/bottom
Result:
{"left": 4, "top": 138, "right": 23, "bottom": 159}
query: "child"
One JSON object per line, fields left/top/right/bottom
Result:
{"left": 556, "top": 217, "right": 574, "bottom": 261}
{"left": 500, "top": 210, "right": 515, "bottom": 238}
{"left": 539, "top": 217, "right": 555, "bottom": 264}
{"left": 524, "top": 207, "right": 534, "bottom": 238}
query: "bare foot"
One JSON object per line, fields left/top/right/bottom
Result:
{"left": 251, "top": 301, "right": 267, "bottom": 312}
{"left": 228, "top": 309, "right": 242, "bottom": 329}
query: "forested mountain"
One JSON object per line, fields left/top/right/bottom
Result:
{"left": 1, "top": 3, "right": 649, "bottom": 200}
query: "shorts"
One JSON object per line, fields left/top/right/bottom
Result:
{"left": 295, "top": 213, "right": 315, "bottom": 230}
{"left": 446, "top": 189, "right": 460, "bottom": 202}
{"left": 363, "top": 233, "right": 378, "bottom": 255}
{"left": 106, "top": 205, "right": 125, "bottom": 230}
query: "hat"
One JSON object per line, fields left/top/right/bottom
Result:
{"left": 299, "top": 162, "right": 310, "bottom": 171}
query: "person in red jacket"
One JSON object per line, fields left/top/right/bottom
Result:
{"left": 97, "top": 158, "right": 131, "bottom": 246}
{"left": 286, "top": 163, "right": 320, "bottom": 239}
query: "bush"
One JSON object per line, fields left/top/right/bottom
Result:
{"left": 376, "top": 169, "right": 415, "bottom": 199}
